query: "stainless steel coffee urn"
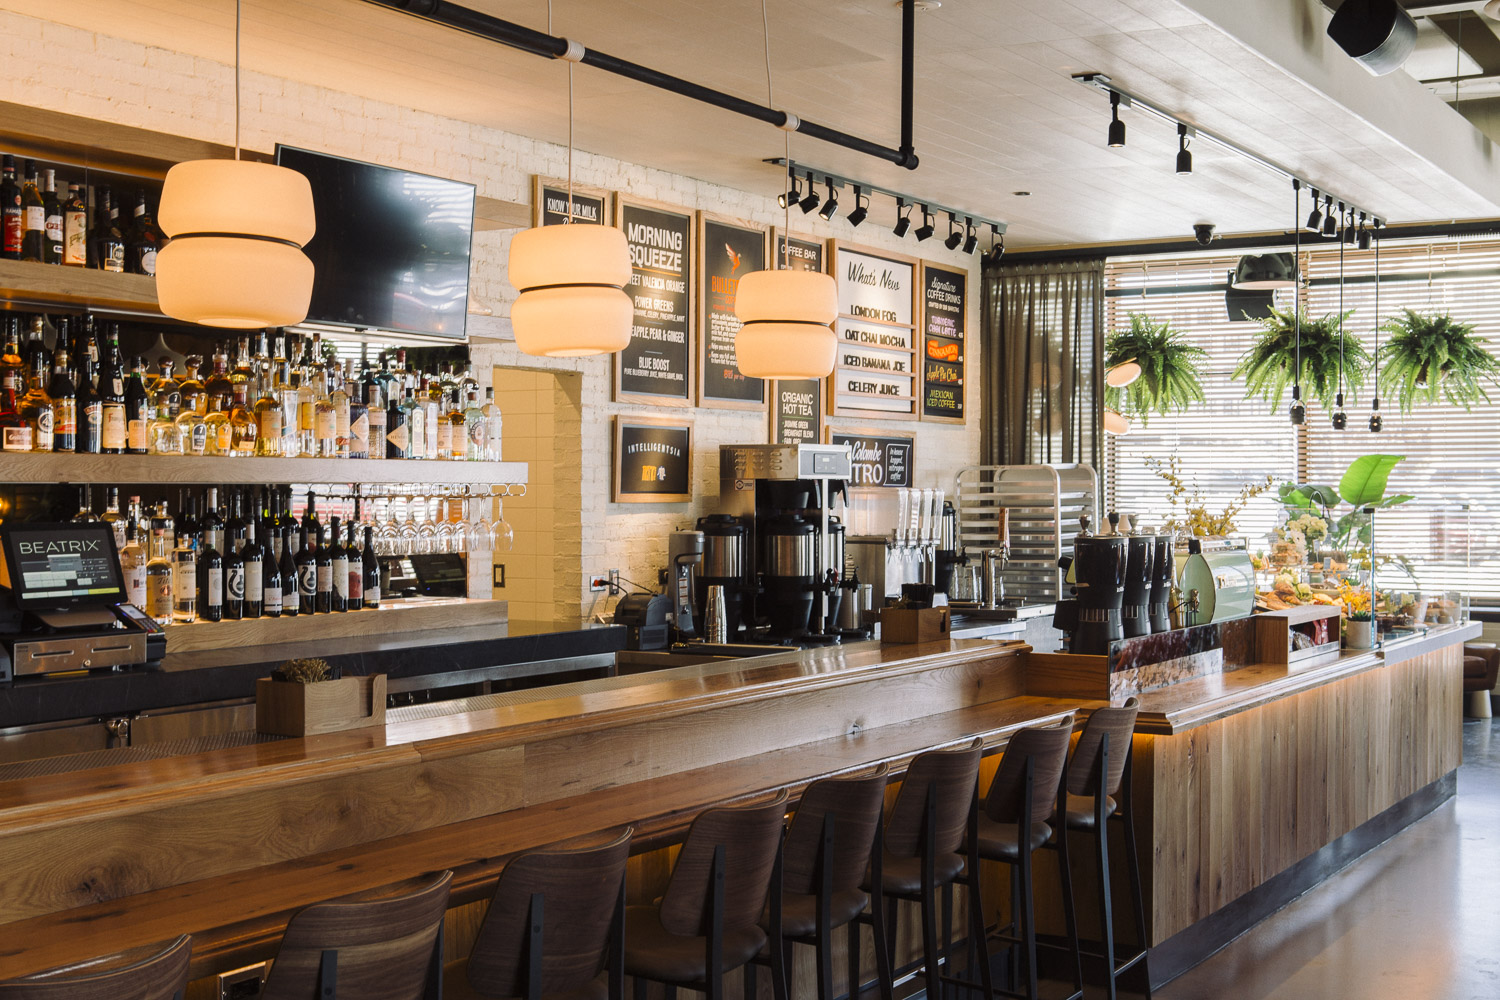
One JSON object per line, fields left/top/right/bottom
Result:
{"left": 762, "top": 513, "right": 819, "bottom": 640}
{"left": 693, "top": 514, "right": 747, "bottom": 639}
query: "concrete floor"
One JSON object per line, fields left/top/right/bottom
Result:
{"left": 1155, "top": 716, "right": 1500, "bottom": 1000}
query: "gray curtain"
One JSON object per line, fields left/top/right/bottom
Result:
{"left": 981, "top": 259, "right": 1104, "bottom": 470}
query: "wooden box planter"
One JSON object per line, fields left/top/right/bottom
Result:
{"left": 255, "top": 674, "right": 387, "bottom": 737}
{"left": 1254, "top": 606, "right": 1342, "bottom": 668}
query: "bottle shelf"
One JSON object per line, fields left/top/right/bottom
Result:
{"left": 0, "top": 452, "right": 529, "bottom": 487}
{"left": 0, "top": 258, "right": 161, "bottom": 316}
{"left": 164, "top": 596, "right": 508, "bottom": 655}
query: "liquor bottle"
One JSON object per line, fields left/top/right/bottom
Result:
{"left": 0, "top": 155, "right": 20, "bottom": 260}
{"left": 443, "top": 386, "right": 465, "bottom": 461}
{"left": 75, "top": 325, "right": 102, "bottom": 454}
{"left": 152, "top": 499, "right": 176, "bottom": 555}
{"left": 227, "top": 372, "right": 257, "bottom": 457}
{"left": 314, "top": 526, "right": 333, "bottom": 614}
{"left": 347, "top": 368, "right": 369, "bottom": 460}
{"left": 72, "top": 484, "right": 97, "bottom": 522}
{"left": 280, "top": 527, "right": 299, "bottom": 617}
{"left": 20, "top": 160, "right": 43, "bottom": 263}
{"left": 101, "top": 189, "right": 126, "bottom": 272}
{"left": 172, "top": 530, "right": 197, "bottom": 624}
{"left": 99, "top": 325, "right": 127, "bottom": 454}
{"left": 0, "top": 322, "right": 29, "bottom": 452}
{"left": 463, "top": 388, "right": 486, "bottom": 461}
{"left": 364, "top": 364, "right": 386, "bottom": 455}
{"left": 177, "top": 493, "right": 199, "bottom": 556}
{"left": 144, "top": 516, "right": 174, "bottom": 623}
{"left": 483, "top": 387, "right": 503, "bottom": 460}
{"left": 175, "top": 356, "right": 208, "bottom": 455}
{"left": 432, "top": 380, "right": 454, "bottom": 461}
{"left": 121, "top": 522, "right": 148, "bottom": 609}
{"left": 42, "top": 170, "right": 62, "bottom": 265}
{"left": 18, "top": 318, "right": 53, "bottom": 452}
{"left": 422, "top": 376, "right": 442, "bottom": 460}
{"left": 129, "top": 192, "right": 161, "bottom": 276}
{"left": 252, "top": 367, "right": 283, "bottom": 456}
{"left": 403, "top": 376, "right": 426, "bottom": 459}
{"left": 328, "top": 517, "right": 349, "bottom": 612}
{"left": 241, "top": 522, "right": 264, "bottom": 619}
{"left": 224, "top": 525, "right": 245, "bottom": 621}
{"left": 275, "top": 361, "right": 301, "bottom": 458}
{"left": 330, "top": 363, "right": 351, "bottom": 459}
{"left": 125, "top": 494, "right": 144, "bottom": 538}
{"left": 49, "top": 342, "right": 76, "bottom": 452}
{"left": 200, "top": 487, "right": 224, "bottom": 556}
{"left": 362, "top": 525, "right": 381, "bottom": 609}
{"left": 262, "top": 527, "right": 283, "bottom": 619}
{"left": 312, "top": 364, "right": 337, "bottom": 457}
{"left": 204, "top": 343, "right": 234, "bottom": 412}
{"left": 198, "top": 527, "right": 223, "bottom": 623}
{"left": 345, "top": 519, "right": 363, "bottom": 611}
{"left": 101, "top": 486, "right": 128, "bottom": 551}
{"left": 124, "top": 356, "right": 152, "bottom": 454}
{"left": 385, "top": 378, "right": 409, "bottom": 458}
{"left": 62, "top": 183, "right": 86, "bottom": 266}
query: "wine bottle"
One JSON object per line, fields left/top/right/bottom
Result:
{"left": 172, "top": 530, "right": 197, "bottom": 624}
{"left": 199, "top": 528, "right": 224, "bottom": 623}
{"left": 124, "top": 356, "right": 151, "bottom": 454}
{"left": 362, "top": 525, "right": 381, "bottom": 610}
{"left": 42, "top": 169, "right": 62, "bottom": 265}
{"left": 0, "top": 155, "right": 20, "bottom": 261}
{"left": 201, "top": 487, "right": 225, "bottom": 557}
{"left": 280, "top": 528, "right": 299, "bottom": 617}
{"left": 48, "top": 341, "right": 76, "bottom": 452}
{"left": 314, "top": 526, "right": 332, "bottom": 614}
{"left": 130, "top": 192, "right": 160, "bottom": 276}
{"left": 62, "top": 183, "right": 86, "bottom": 266}
{"left": 19, "top": 160, "right": 43, "bottom": 263}
{"left": 121, "top": 522, "right": 148, "bottom": 609}
{"left": 99, "top": 324, "right": 127, "bottom": 454}
{"left": 224, "top": 526, "right": 245, "bottom": 621}
{"left": 329, "top": 516, "right": 348, "bottom": 613}
{"left": 101, "top": 189, "right": 126, "bottom": 273}
{"left": 242, "top": 522, "right": 264, "bottom": 619}
{"left": 0, "top": 320, "right": 28, "bottom": 453}
{"left": 75, "top": 320, "right": 102, "bottom": 454}
{"left": 346, "top": 519, "right": 363, "bottom": 611}
{"left": 303, "top": 490, "right": 322, "bottom": 545}
{"left": 262, "top": 529, "right": 283, "bottom": 619}
{"left": 296, "top": 526, "right": 318, "bottom": 614}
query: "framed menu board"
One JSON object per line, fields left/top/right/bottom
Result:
{"left": 920, "top": 263, "right": 967, "bottom": 423}
{"left": 828, "top": 429, "right": 915, "bottom": 489}
{"left": 769, "top": 231, "right": 827, "bottom": 445}
{"left": 615, "top": 197, "right": 694, "bottom": 404}
{"left": 613, "top": 415, "right": 692, "bottom": 503}
{"left": 532, "top": 176, "right": 609, "bottom": 226}
{"left": 698, "top": 213, "right": 767, "bottom": 408}
{"left": 829, "top": 242, "right": 918, "bottom": 420}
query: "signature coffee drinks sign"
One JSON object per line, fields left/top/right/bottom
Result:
{"left": 921, "top": 264, "right": 966, "bottom": 422}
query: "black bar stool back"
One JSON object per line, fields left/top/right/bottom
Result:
{"left": 0, "top": 934, "right": 192, "bottom": 1000}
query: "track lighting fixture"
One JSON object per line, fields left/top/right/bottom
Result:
{"left": 1175, "top": 124, "right": 1192, "bottom": 175}
{"left": 1306, "top": 190, "right": 1323, "bottom": 232}
{"left": 1323, "top": 203, "right": 1340, "bottom": 238}
{"left": 798, "top": 171, "right": 820, "bottom": 213}
{"left": 943, "top": 212, "right": 963, "bottom": 250}
{"left": 962, "top": 219, "right": 978, "bottom": 254}
{"left": 914, "top": 205, "right": 934, "bottom": 242}
{"left": 1108, "top": 91, "right": 1126, "bottom": 147}
{"left": 1343, "top": 206, "right": 1357, "bottom": 244}
{"left": 984, "top": 225, "right": 1005, "bottom": 265}
{"left": 846, "top": 185, "right": 868, "bottom": 227}
{"left": 893, "top": 197, "right": 912, "bottom": 238}
{"left": 779, "top": 169, "right": 800, "bottom": 209}
{"left": 817, "top": 178, "right": 839, "bottom": 221}
{"left": 1357, "top": 212, "right": 1372, "bottom": 250}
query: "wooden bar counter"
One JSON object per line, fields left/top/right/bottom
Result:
{"left": 0, "top": 622, "right": 1478, "bottom": 992}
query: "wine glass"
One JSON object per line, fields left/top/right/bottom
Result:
{"left": 491, "top": 495, "right": 515, "bottom": 554}
{"left": 398, "top": 496, "right": 419, "bottom": 556}
{"left": 415, "top": 495, "right": 437, "bottom": 554}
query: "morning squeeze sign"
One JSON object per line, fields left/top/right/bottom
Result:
{"left": 619, "top": 202, "right": 693, "bottom": 400}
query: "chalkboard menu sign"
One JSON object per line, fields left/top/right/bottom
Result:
{"left": 769, "top": 232, "right": 826, "bottom": 446}
{"left": 829, "top": 432, "right": 914, "bottom": 489}
{"left": 921, "top": 264, "right": 966, "bottom": 422}
{"left": 699, "top": 215, "right": 766, "bottom": 408}
{"left": 614, "top": 417, "right": 692, "bottom": 503}
{"left": 831, "top": 243, "right": 918, "bottom": 420}
{"left": 616, "top": 199, "right": 693, "bottom": 403}
{"left": 534, "top": 177, "right": 608, "bottom": 227}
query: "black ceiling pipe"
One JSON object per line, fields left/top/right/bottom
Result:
{"left": 361, "top": 0, "right": 921, "bottom": 169}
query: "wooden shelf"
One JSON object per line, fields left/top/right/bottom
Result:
{"left": 0, "top": 258, "right": 161, "bottom": 315}
{"left": 165, "top": 597, "right": 507, "bottom": 655}
{"left": 0, "top": 453, "right": 528, "bottom": 487}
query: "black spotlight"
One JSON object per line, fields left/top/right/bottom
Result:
{"left": 798, "top": 171, "right": 820, "bottom": 214}
{"left": 893, "top": 197, "right": 912, "bottom": 238}
{"left": 1327, "top": 0, "right": 1417, "bottom": 77}
{"left": 943, "top": 212, "right": 963, "bottom": 250}
{"left": 1175, "top": 123, "right": 1192, "bottom": 175}
{"left": 984, "top": 225, "right": 1005, "bottom": 264}
{"left": 818, "top": 179, "right": 839, "bottom": 221}
{"left": 1370, "top": 397, "right": 1383, "bottom": 433}
{"left": 778, "top": 171, "right": 800, "bottom": 209}
{"left": 1306, "top": 190, "right": 1323, "bottom": 232}
{"left": 914, "top": 206, "right": 935, "bottom": 242}
{"left": 962, "top": 219, "right": 978, "bottom": 254}
{"left": 1289, "top": 386, "right": 1306, "bottom": 425}
{"left": 846, "top": 186, "right": 868, "bottom": 227}
{"left": 1322, "top": 203, "right": 1340, "bottom": 238}
{"left": 1108, "top": 91, "right": 1126, "bottom": 148}
{"left": 1358, "top": 215, "right": 1373, "bottom": 250}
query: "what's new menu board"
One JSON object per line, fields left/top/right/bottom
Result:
{"left": 698, "top": 214, "right": 767, "bottom": 408}
{"left": 770, "top": 232, "right": 827, "bottom": 446}
{"left": 828, "top": 431, "right": 914, "bottom": 489}
{"left": 533, "top": 176, "right": 609, "bottom": 226}
{"left": 614, "top": 416, "right": 692, "bottom": 503}
{"left": 921, "top": 263, "right": 966, "bottom": 422}
{"left": 616, "top": 198, "right": 694, "bottom": 403}
{"left": 830, "top": 242, "right": 918, "bottom": 420}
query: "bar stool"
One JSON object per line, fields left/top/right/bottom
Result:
{"left": 625, "top": 791, "right": 789, "bottom": 1000}
{"left": 1060, "top": 698, "right": 1147, "bottom": 1000}
{"left": 452, "top": 828, "right": 633, "bottom": 1000}
{"left": 852, "top": 737, "right": 986, "bottom": 1000}
{"left": 258, "top": 870, "right": 454, "bottom": 1000}
{"left": 758, "top": 764, "right": 890, "bottom": 1000}
{"left": 971, "top": 719, "right": 1080, "bottom": 1000}
{"left": 0, "top": 934, "right": 192, "bottom": 999}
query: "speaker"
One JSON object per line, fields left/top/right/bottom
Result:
{"left": 1327, "top": 0, "right": 1417, "bottom": 77}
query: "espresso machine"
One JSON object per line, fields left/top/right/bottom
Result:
{"left": 718, "top": 443, "right": 853, "bottom": 644}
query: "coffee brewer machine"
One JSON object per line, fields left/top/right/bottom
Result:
{"left": 718, "top": 444, "right": 853, "bottom": 644}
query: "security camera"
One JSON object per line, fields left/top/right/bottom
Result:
{"left": 1193, "top": 224, "right": 1215, "bottom": 246}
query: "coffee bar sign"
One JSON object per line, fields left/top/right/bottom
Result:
{"left": 830, "top": 432, "right": 914, "bottom": 489}
{"left": 831, "top": 243, "right": 917, "bottom": 419}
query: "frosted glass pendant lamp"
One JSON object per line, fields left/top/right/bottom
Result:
{"left": 1103, "top": 408, "right": 1131, "bottom": 435}
{"left": 156, "top": 0, "right": 316, "bottom": 329}
{"left": 508, "top": 224, "right": 633, "bottom": 357}
{"left": 734, "top": 269, "right": 839, "bottom": 379}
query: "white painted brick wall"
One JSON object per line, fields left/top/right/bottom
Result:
{"left": 4, "top": 9, "right": 985, "bottom": 623}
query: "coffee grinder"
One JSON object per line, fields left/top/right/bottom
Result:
{"left": 1148, "top": 532, "right": 1175, "bottom": 633}
{"left": 666, "top": 529, "right": 705, "bottom": 640}
{"left": 1068, "top": 515, "right": 1127, "bottom": 655}
{"left": 1117, "top": 516, "right": 1155, "bottom": 639}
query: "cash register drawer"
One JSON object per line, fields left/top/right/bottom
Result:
{"left": 11, "top": 633, "right": 147, "bottom": 676}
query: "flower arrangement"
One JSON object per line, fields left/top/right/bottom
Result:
{"left": 1146, "top": 455, "right": 1274, "bottom": 537}
{"left": 1280, "top": 512, "right": 1328, "bottom": 546}
{"left": 1338, "top": 581, "right": 1373, "bottom": 621}
{"left": 272, "top": 658, "right": 333, "bottom": 684}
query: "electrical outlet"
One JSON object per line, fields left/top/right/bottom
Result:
{"left": 589, "top": 575, "right": 609, "bottom": 593}
{"left": 608, "top": 569, "right": 621, "bottom": 593}
{"left": 218, "top": 963, "right": 267, "bottom": 1000}
{"left": 493, "top": 564, "right": 505, "bottom": 588}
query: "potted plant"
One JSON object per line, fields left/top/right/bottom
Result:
{"left": 1340, "top": 583, "right": 1375, "bottom": 649}
{"left": 1105, "top": 313, "right": 1208, "bottom": 425}
{"left": 1376, "top": 309, "right": 1500, "bottom": 413}
{"left": 257, "top": 658, "right": 387, "bottom": 737}
{"left": 1234, "top": 306, "right": 1369, "bottom": 411}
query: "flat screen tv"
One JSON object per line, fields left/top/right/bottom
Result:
{"left": 275, "top": 145, "right": 476, "bottom": 339}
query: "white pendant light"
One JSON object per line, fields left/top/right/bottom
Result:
{"left": 1105, "top": 358, "right": 1141, "bottom": 388}
{"left": 1103, "top": 408, "right": 1131, "bottom": 435}
{"left": 508, "top": 6, "right": 632, "bottom": 357}
{"left": 732, "top": 0, "right": 839, "bottom": 381}
{"left": 156, "top": 0, "right": 316, "bottom": 329}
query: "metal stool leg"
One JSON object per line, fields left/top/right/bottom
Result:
{"left": 1056, "top": 826, "right": 1085, "bottom": 998}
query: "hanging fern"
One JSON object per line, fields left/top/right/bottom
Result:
{"left": 1233, "top": 306, "right": 1369, "bottom": 412}
{"left": 1377, "top": 309, "right": 1500, "bottom": 413}
{"left": 1104, "top": 313, "right": 1207, "bottom": 426}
